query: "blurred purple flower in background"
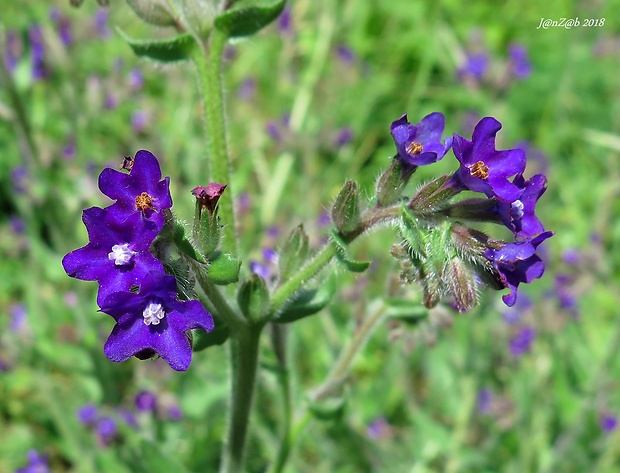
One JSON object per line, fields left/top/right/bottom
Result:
{"left": 266, "top": 120, "right": 282, "bottom": 141}
{"left": 509, "top": 326, "right": 536, "bottom": 357}
{"left": 10, "top": 216, "right": 26, "bottom": 234}
{"left": 277, "top": 7, "right": 293, "bottom": 36}
{"left": 29, "top": 25, "right": 46, "bottom": 81}
{"left": 317, "top": 211, "right": 331, "bottom": 227}
{"left": 77, "top": 403, "right": 99, "bottom": 426}
{"left": 50, "top": 8, "right": 73, "bottom": 47}
{"left": 94, "top": 8, "right": 110, "bottom": 39}
{"left": 477, "top": 388, "right": 493, "bottom": 414}
{"left": 11, "top": 166, "right": 29, "bottom": 193}
{"left": 16, "top": 450, "right": 49, "bottom": 473}
{"left": 9, "top": 304, "right": 28, "bottom": 332}
{"left": 117, "top": 407, "right": 139, "bottom": 429}
{"left": 96, "top": 416, "right": 118, "bottom": 445}
{"left": 131, "top": 110, "right": 148, "bottom": 134}
{"left": 336, "top": 45, "right": 356, "bottom": 65}
{"left": 104, "top": 92, "right": 119, "bottom": 110}
{"left": 561, "top": 248, "right": 581, "bottom": 266}
{"left": 167, "top": 403, "right": 183, "bottom": 421}
{"left": 508, "top": 43, "right": 532, "bottom": 80}
{"left": 600, "top": 414, "right": 618, "bottom": 433}
{"left": 135, "top": 390, "right": 157, "bottom": 413}
{"left": 367, "top": 417, "right": 393, "bottom": 440}
{"left": 128, "top": 68, "right": 144, "bottom": 91}
{"left": 458, "top": 52, "right": 489, "bottom": 81}
{"left": 238, "top": 77, "right": 256, "bottom": 101}
{"left": 335, "top": 127, "right": 353, "bottom": 147}
{"left": 514, "top": 141, "right": 549, "bottom": 175}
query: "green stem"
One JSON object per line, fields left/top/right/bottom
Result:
{"left": 267, "top": 325, "right": 293, "bottom": 473}
{"left": 270, "top": 205, "right": 400, "bottom": 315}
{"left": 220, "top": 326, "right": 262, "bottom": 473}
{"left": 310, "top": 303, "right": 386, "bottom": 401}
{"left": 193, "top": 29, "right": 237, "bottom": 255}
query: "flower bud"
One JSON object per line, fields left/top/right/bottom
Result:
{"left": 375, "top": 158, "right": 411, "bottom": 207}
{"left": 440, "top": 197, "right": 500, "bottom": 223}
{"left": 445, "top": 257, "right": 478, "bottom": 312}
{"left": 237, "top": 274, "right": 270, "bottom": 324}
{"left": 332, "top": 180, "right": 361, "bottom": 234}
{"left": 177, "top": 0, "right": 216, "bottom": 38}
{"left": 125, "top": 0, "right": 177, "bottom": 27}
{"left": 192, "top": 183, "right": 227, "bottom": 256}
{"left": 278, "top": 224, "right": 309, "bottom": 282}
{"left": 409, "top": 174, "right": 463, "bottom": 214}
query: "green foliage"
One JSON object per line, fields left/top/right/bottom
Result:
{"left": 1, "top": 0, "right": 619, "bottom": 472}
{"left": 215, "top": 0, "right": 286, "bottom": 38}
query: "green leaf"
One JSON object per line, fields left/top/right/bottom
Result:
{"left": 237, "top": 274, "right": 270, "bottom": 323}
{"left": 307, "top": 395, "right": 347, "bottom": 422}
{"left": 191, "top": 325, "right": 229, "bottom": 351}
{"left": 173, "top": 221, "right": 206, "bottom": 264}
{"left": 117, "top": 28, "right": 197, "bottom": 62}
{"left": 215, "top": 0, "right": 286, "bottom": 38}
{"left": 276, "top": 273, "right": 337, "bottom": 323}
{"left": 207, "top": 251, "right": 241, "bottom": 285}
{"left": 331, "top": 231, "right": 370, "bottom": 273}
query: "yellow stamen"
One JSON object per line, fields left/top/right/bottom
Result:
{"left": 406, "top": 141, "right": 423, "bottom": 156}
{"left": 469, "top": 161, "right": 490, "bottom": 179}
{"left": 135, "top": 192, "right": 155, "bottom": 214}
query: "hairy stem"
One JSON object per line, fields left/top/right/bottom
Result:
{"left": 193, "top": 29, "right": 237, "bottom": 255}
{"left": 220, "top": 326, "right": 262, "bottom": 473}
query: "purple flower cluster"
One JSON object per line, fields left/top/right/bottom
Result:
{"left": 16, "top": 450, "right": 49, "bottom": 473}
{"left": 62, "top": 151, "right": 214, "bottom": 371}
{"left": 390, "top": 113, "right": 552, "bottom": 307}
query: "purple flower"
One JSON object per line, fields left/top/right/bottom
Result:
{"left": 277, "top": 7, "right": 293, "bottom": 35}
{"left": 484, "top": 231, "right": 553, "bottom": 307}
{"left": 262, "top": 247, "right": 277, "bottom": 264}
{"left": 167, "top": 403, "right": 183, "bottom": 421}
{"left": 335, "top": 127, "right": 353, "bottom": 147}
{"left": 502, "top": 294, "right": 532, "bottom": 325}
{"left": 50, "top": 8, "right": 73, "bottom": 47}
{"left": 458, "top": 52, "right": 489, "bottom": 80}
{"left": 192, "top": 183, "right": 227, "bottom": 213}
{"left": 77, "top": 404, "right": 99, "bottom": 426}
{"left": 94, "top": 9, "right": 110, "bottom": 39}
{"left": 10, "top": 216, "right": 26, "bottom": 234}
{"left": 12, "top": 166, "right": 29, "bottom": 193}
{"left": 600, "top": 414, "right": 618, "bottom": 433}
{"left": 62, "top": 207, "right": 164, "bottom": 306}
{"left": 9, "top": 304, "right": 28, "bottom": 332}
{"left": 317, "top": 212, "right": 331, "bottom": 227}
{"left": 366, "top": 417, "right": 393, "bottom": 440}
{"left": 477, "top": 389, "right": 493, "bottom": 413}
{"left": 135, "top": 390, "right": 157, "bottom": 413}
{"left": 104, "top": 92, "right": 118, "bottom": 110}
{"left": 128, "top": 68, "right": 144, "bottom": 91}
{"left": 509, "top": 326, "right": 536, "bottom": 357}
{"left": 238, "top": 77, "right": 256, "bottom": 100}
{"left": 249, "top": 261, "right": 269, "bottom": 279}
{"left": 100, "top": 271, "right": 214, "bottom": 371}
{"left": 496, "top": 174, "right": 547, "bottom": 240}
{"left": 508, "top": 43, "right": 532, "bottom": 80}
{"left": 336, "top": 45, "right": 356, "bottom": 65}
{"left": 16, "top": 450, "right": 49, "bottom": 473}
{"left": 561, "top": 249, "right": 581, "bottom": 266}
{"left": 96, "top": 416, "right": 118, "bottom": 445}
{"left": 266, "top": 121, "right": 281, "bottom": 141}
{"left": 131, "top": 110, "right": 148, "bottom": 134}
{"left": 98, "top": 150, "right": 172, "bottom": 230}
{"left": 29, "top": 25, "right": 46, "bottom": 81}
{"left": 390, "top": 112, "right": 453, "bottom": 171}
{"left": 453, "top": 117, "right": 526, "bottom": 202}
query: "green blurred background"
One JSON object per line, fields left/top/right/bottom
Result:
{"left": 1, "top": 0, "right": 620, "bottom": 471}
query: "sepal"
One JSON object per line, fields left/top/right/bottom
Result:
{"left": 375, "top": 158, "right": 411, "bottom": 207}
{"left": 278, "top": 224, "right": 309, "bottom": 282}
{"left": 190, "top": 325, "right": 230, "bottom": 351}
{"left": 125, "top": 0, "right": 177, "bottom": 26}
{"left": 332, "top": 180, "right": 361, "bottom": 234}
{"left": 238, "top": 273, "right": 270, "bottom": 323}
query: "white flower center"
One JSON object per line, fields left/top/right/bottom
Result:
{"left": 511, "top": 200, "right": 524, "bottom": 219}
{"left": 143, "top": 302, "right": 165, "bottom": 326}
{"left": 108, "top": 243, "right": 136, "bottom": 265}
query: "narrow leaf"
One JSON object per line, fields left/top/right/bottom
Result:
{"left": 276, "top": 273, "right": 337, "bottom": 323}
{"left": 331, "top": 231, "right": 370, "bottom": 273}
